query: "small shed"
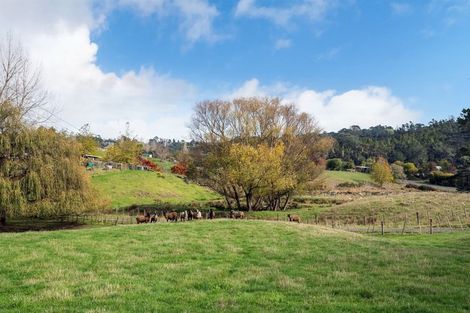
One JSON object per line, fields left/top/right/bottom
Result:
{"left": 355, "top": 166, "right": 370, "bottom": 173}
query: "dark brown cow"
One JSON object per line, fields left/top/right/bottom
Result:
{"left": 208, "top": 209, "right": 215, "bottom": 220}
{"left": 287, "top": 214, "right": 300, "bottom": 223}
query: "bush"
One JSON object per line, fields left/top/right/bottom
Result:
{"left": 138, "top": 157, "right": 162, "bottom": 172}
{"left": 326, "top": 158, "right": 343, "bottom": 171}
{"left": 371, "top": 157, "right": 394, "bottom": 187}
{"left": 391, "top": 164, "right": 406, "bottom": 181}
{"left": 171, "top": 163, "right": 188, "bottom": 176}
{"left": 403, "top": 162, "right": 418, "bottom": 176}
{"left": 429, "top": 171, "right": 456, "bottom": 186}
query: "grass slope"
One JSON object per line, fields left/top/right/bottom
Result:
{"left": 0, "top": 221, "right": 468, "bottom": 312}
{"left": 249, "top": 192, "right": 470, "bottom": 222}
{"left": 91, "top": 170, "right": 219, "bottom": 208}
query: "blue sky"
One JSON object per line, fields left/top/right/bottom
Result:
{"left": 1, "top": 0, "right": 469, "bottom": 139}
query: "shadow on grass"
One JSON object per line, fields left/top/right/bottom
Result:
{"left": 0, "top": 219, "right": 85, "bottom": 233}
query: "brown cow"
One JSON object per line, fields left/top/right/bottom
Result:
{"left": 230, "top": 210, "right": 245, "bottom": 219}
{"left": 287, "top": 214, "right": 300, "bottom": 223}
{"left": 136, "top": 212, "right": 150, "bottom": 224}
{"left": 165, "top": 211, "right": 178, "bottom": 222}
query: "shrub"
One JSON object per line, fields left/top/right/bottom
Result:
{"left": 403, "top": 162, "right": 418, "bottom": 176}
{"left": 326, "top": 158, "right": 343, "bottom": 171}
{"left": 391, "top": 164, "right": 406, "bottom": 181}
{"left": 371, "top": 157, "right": 394, "bottom": 187}
{"left": 138, "top": 157, "right": 162, "bottom": 172}
{"left": 171, "top": 163, "right": 188, "bottom": 176}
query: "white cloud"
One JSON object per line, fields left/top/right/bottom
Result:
{"left": 227, "top": 79, "right": 420, "bottom": 131}
{"left": 0, "top": 0, "right": 197, "bottom": 139}
{"left": 117, "top": 0, "right": 220, "bottom": 43}
{"left": 275, "top": 39, "right": 291, "bottom": 50}
{"left": 235, "top": 0, "right": 336, "bottom": 26}
{"left": 314, "top": 47, "right": 341, "bottom": 62}
{"left": 390, "top": 2, "right": 413, "bottom": 15}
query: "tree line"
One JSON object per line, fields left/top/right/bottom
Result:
{"left": 327, "top": 111, "right": 470, "bottom": 171}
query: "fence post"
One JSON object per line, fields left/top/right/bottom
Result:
{"left": 401, "top": 215, "right": 407, "bottom": 234}
{"left": 429, "top": 218, "right": 433, "bottom": 234}
{"left": 416, "top": 212, "right": 420, "bottom": 225}
{"left": 381, "top": 221, "right": 384, "bottom": 236}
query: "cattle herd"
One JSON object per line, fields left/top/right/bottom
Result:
{"left": 135, "top": 209, "right": 243, "bottom": 224}
{"left": 136, "top": 209, "right": 299, "bottom": 224}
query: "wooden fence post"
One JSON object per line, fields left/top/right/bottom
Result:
{"left": 381, "top": 221, "right": 384, "bottom": 236}
{"left": 429, "top": 218, "right": 433, "bottom": 234}
{"left": 416, "top": 212, "right": 420, "bottom": 226}
{"left": 402, "top": 215, "right": 407, "bottom": 234}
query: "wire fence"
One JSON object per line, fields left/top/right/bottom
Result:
{"left": 59, "top": 208, "right": 470, "bottom": 235}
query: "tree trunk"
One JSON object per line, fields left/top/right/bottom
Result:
{"left": 245, "top": 192, "right": 253, "bottom": 211}
{"left": 232, "top": 186, "right": 242, "bottom": 210}
{"left": 280, "top": 193, "right": 290, "bottom": 211}
{"left": 0, "top": 209, "right": 6, "bottom": 226}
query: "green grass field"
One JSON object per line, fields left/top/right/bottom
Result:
{"left": 322, "top": 170, "right": 374, "bottom": 186}
{"left": 0, "top": 220, "right": 469, "bottom": 312}
{"left": 249, "top": 191, "right": 470, "bottom": 223}
{"left": 91, "top": 170, "right": 220, "bottom": 208}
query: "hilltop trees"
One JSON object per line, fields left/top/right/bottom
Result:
{"left": 76, "top": 124, "right": 99, "bottom": 155}
{"left": 105, "top": 123, "right": 143, "bottom": 164}
{"left": 188, "top": 97, "right": 333, "bottom": 211}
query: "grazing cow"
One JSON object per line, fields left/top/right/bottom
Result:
{"left": 195, "top": 209, "right": 202, "bottom": 220}
{"left": 179, "top": 211, "right": 187, "bottom": 222}
{"left": 230, "top": 210, "right": 245, "bottom": 219}
{"left": 165, "top": 211, "right": 178, "bottom": 222}
{"left": 186, "top": 209, "right": 193, "bottom": 221}
{"left": 208, "top": 209, "right": 215, "bottom": 220}
{"left": 149, "top": 213, "right": 157, "bottom": 223}
{"left": 287, "top": 214, "right": 300, "bottom": 223}
{"left": 136, "top": 212, "right": 150, "bottom": 224}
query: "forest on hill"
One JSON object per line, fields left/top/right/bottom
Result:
{"left": 326, "top": 109, "right": 470, "bottom": 170}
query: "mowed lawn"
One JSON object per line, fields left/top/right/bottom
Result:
{"left": 91, "top": 170, "right": 220, "bottom": 208}
{"left": 1, "top": 221, "right": 469, "bottom": 312}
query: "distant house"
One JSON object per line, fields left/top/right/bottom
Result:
{"left": 355, "top": 166, "right": 370, "bottom": 173}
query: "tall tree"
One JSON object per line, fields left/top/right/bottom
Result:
{"left": 189, "top": 97, "right": 332, "bottom": 211}
{"left": 0, "top": 101, "right": 101, "bottom": 225}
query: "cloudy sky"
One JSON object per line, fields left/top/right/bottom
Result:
{"left": 1, "top": 0, "right": 469, "bottom": 139}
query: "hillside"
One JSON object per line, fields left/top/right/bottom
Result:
{"left": 0, "top": 220, "right": 468, "bottom": 312}
{"left": 91, "top": 169, "right": 220, "bottom": 208}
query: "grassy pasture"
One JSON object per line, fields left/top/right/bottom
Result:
{"left": 322, "top": 170, "right": 374, "bottom": 187}
{"left": 249, "top": 192, "right": 470, "bottom": 223}
{"left": 0, "top": 220, "right": 469, "bottom": 312}
{"left": 91, "top": 170, "right": 220, "bottom": 208}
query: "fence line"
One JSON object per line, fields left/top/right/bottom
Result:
{"left": 60, "top": 208, "right": 470, "bottom": 235}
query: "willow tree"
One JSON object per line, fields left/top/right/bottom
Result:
{"left": 0, "top": 101, "right": 101, "bottom": 225}
{"left": 189, "top": 97, "right": 333, "bottom": 211}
